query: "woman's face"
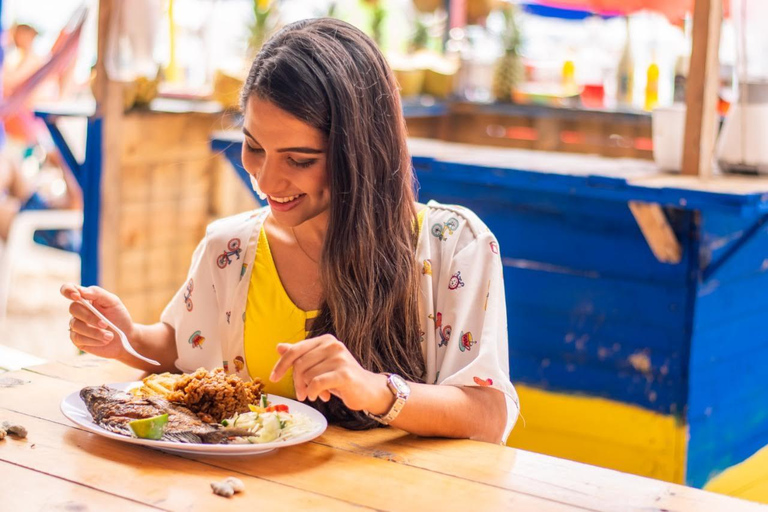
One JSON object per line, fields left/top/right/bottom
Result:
{"left": 242, "top": 95, "right": 330, "bottom": 228}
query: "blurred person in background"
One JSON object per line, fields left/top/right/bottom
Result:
{"left": 0, "top": 20, "right": 81, "bottom": 252}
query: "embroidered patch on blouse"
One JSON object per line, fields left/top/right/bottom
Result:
{"left": 188, "top": 330, "right": 205, "bottom": 349}
{"left": 448, "top": 271, "right": 465, "bottom": 290}
{"left": 184, "top": 279, "right": 194, "bottom": 311}
{"left": 216, "top": 238, "right": 242, "bottom": 269}
{"left": 430, "top": 217, "right": 459, "bottom": 241}
{"left": 458, "top": 331, "right": 477, "bottom": 352}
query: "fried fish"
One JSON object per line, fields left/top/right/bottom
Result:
{"left": 80, "top": 385, "right": 249, "bottom": 444}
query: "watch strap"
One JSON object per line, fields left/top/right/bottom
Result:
{"left": 364, "top": 373, "right": 409, "bottom": 425}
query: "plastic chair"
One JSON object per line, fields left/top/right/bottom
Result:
{"left": 0, "top": 209, "right": 82, "bottom": 322}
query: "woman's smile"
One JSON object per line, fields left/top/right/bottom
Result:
{"left": 266, "top": 193, "right": 307, "bottom": 211}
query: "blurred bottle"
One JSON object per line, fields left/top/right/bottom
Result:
{"left": 616, "top": 17, "right": 634, "bottom": 107}
{"left": 673, "top": 54, "right": 689, "bottom": 104}
{"left": 718, "top": 63, "right": 735, "bottom": 116}
{"left": 645, "top": 60, "right": 659, "bottom": 111}
{"left": 562, "top": 59, "right": 576, "bottom": 92}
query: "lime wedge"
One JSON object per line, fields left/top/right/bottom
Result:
{"left": 128, "top": 413, "right": 169, "bottom": 440}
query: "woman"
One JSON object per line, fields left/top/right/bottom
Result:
{"left": 62, "top": 18, "right": 518, "bottom": 443}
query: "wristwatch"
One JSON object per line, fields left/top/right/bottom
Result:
{"left": 364, "top": 373, "right": 410, "bottom": 425}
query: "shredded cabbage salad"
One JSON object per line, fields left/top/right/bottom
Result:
{"left": 221, "top": 395, "right": 316, "bottom": 444}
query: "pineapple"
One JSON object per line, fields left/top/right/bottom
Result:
{"left": 492, "top": 3, "right": 524, "bottom": 103}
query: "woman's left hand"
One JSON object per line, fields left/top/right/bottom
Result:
{"left": 270, "top": 334, "right": 388, "bottom": 411}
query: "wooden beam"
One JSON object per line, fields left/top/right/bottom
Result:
{"left": 682, "top": 0, "right": 722, "bottom": 177}
{"left": 94, "top": 0, "right": 113, "bottom": 115}
{"left": 629, "top": 201, "right": 682, "bottom": 264}
{"left": 95, "top": 0, "right": 127, "bottom": 289}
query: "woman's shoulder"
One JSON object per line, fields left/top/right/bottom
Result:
{"left": 203, "top": 207, "right": 269, "bottom": 245}
{"left": 421, "top": 200, "right": 495, "bottom": 253}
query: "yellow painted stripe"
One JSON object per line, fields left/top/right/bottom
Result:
{"left": 507, "top": 384, "right": 687, "bottom": 483}
{"left": 705, "top": 444, "right": 768, "bottom": 505}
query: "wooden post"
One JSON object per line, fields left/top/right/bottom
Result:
{"left": 94, "top": 0, "right": 112, "bottom": 115}
{"left": 682, "top": 0, "right": 722, "bottom": 177}
{"left": 95, "top": 0, "right": 125, "bottom": 290}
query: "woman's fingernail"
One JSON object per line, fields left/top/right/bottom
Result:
{"left": 104, "top": 332, "right": 113, "bottom": 341}
{"left": 98, "top": 321, "right": 108, "bottom": 329}
{"left": 269, "top": 371, "right": 277, "bottom": 382}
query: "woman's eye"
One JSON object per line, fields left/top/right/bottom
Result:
{"left": 289, "top": 158, "right": 317, "bottom": 169}
{"left": 245, "top": 144, "right": 264, "bottom": 154}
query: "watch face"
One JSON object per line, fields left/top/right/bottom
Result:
{"left": 390, "top": 374, "right": 410, "bottom": 395}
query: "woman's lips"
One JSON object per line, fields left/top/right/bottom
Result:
{"left": 267, "top": 193, "right": 306, "bottom": 212}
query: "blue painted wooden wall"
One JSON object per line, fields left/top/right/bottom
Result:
{"left": 687, "top": 210, "right": 768, "bottom": 487}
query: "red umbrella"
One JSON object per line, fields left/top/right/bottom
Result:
{"left": 533, "top": 0, "right": 729, "bottom": 23}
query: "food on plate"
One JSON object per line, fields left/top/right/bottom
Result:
{"left": 128, "top": 413, "right": 169, "bottom": 440}
{"left": 129, "top": 372, "right": 183, "bottom": 398}
{"left": 77, "top": 368, "right": 316, "bottom": 446}
{"left": 221, "top": 396, "right": 316, "bottom": 444}
{"left": 166, "top": 368, "right": 263, "bottom": 423}
{"left": 80, "top": 385, "right": 250, "bottom": 444}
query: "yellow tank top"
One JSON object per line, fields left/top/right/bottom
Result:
{"left": 244, "top": 209, "right": 427, "bottom": 399}
{"left": 244, "top": 227, "right": 318, "bottom": 399}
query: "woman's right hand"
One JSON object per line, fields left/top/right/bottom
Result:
{"left": 60, "top": 283, "right": 136, "bottom": 360}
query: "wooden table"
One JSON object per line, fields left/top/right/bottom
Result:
{"left": 1, "top": 351, "right": 765, "bottom": 511}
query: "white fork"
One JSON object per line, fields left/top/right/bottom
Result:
{"left": 77, "top": 299, "right": 160, "bottom": 366}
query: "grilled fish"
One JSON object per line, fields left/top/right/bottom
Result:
{"left": 80, "top": 385, "right": 249, "bottom": 444}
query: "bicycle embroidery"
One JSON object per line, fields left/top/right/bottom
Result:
{"left": 217, "top": 238, "right": 242, "bottom": 269}
{"left": 430, "top": 217, "right": 459, "bottom": 241}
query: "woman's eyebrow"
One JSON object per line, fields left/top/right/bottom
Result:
{"left": 242, "top": 127, "right": 324, "bottom": 154}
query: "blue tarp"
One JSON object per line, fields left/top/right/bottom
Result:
{"left": 521, "top": 2, "right": 620, "bottom": 20}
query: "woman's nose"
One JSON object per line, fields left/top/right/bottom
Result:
{"left": 253, "top": 155, "right": 281, "bottom": 193}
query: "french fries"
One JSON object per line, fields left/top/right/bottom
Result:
{"left": 129, "top": 372, "right": 183, "bottom": 397}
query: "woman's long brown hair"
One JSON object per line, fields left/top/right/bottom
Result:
{"left": 241, "top": 18, "right": 425, "bottom": 429}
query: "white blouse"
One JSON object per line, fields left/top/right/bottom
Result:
{"left": 161, "top": 200, "right": 519, "bottom": 441}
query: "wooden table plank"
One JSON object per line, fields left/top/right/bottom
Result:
{"left": 6, "top": 360, "right": 766, "bottom": 511}
{"left": 316, "top": 428, "right": 762, "bottom": 512}
{"left": 23, "top": 354, "right": 144, "bottom": 384}
{"left": 2, "top": 460, "right": 162, "bottom": 511}
{"left": 0, "top": 344, "right": 46, "bottom": 372}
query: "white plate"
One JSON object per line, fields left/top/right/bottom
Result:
{"left": 60, "top": 382, "right": 328, "bottom": 456}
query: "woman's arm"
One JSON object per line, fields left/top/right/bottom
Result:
{"left": 271, "top": 335, "right": 510, "bottom": 444}
{"left": 118, "top": 322, "right": 178, "bottom": 373}
{"left": 365, "top": 372, "right": 508, "bottom": 443}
